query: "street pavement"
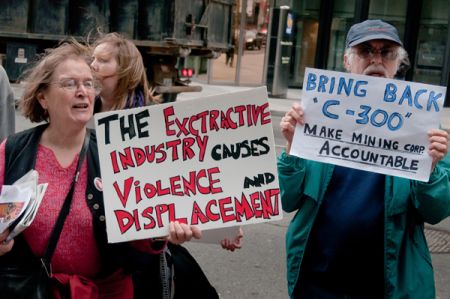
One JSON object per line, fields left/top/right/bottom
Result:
{"left": 10, "top": 81, "right": 450, "bottom": 298}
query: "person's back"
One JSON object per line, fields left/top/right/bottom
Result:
{"left": 0, "top": 65, "right": 15, "bottom": 140}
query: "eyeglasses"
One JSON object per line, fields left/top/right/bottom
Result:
{"left": 50, "top": 78, "right": 101, "bottom": 93}
{"left": 352, "top": 45, "right": 398, "bottom": 61}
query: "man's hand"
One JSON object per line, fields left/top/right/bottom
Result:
{"left": 428, "top": 129, "right": 449, "bottom": 171}
{"left": 168, "top": 221, "right": 202, "bottom": 245}
{"left": 0, "top": 230, "right": 13, "bottom": 256}
{"left": 280, "top": 102, "right": 305, "bottom": 153}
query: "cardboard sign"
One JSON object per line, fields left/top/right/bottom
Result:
{"left": 291, "top": 68, "right": 447, "bottom": 182}
{"left": 95, "top": 87, "right": 282, "bottom": 243}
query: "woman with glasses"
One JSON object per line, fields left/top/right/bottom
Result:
{"left": 0, "top": 41, "right": 195, "bottom": 298}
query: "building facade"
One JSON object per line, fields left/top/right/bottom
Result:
{"left": 277, "top": 0, "right": 450, "bottom": 106}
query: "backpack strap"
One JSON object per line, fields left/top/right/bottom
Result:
{"left": 40, "top": 131, "right": 90, "bottom": 277}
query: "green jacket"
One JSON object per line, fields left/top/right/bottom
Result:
{"left": 277, "top": 151, "right": 450, "bottom": 299}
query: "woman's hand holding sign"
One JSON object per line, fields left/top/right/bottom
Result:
{"left": 280, "top": 102, "right": 305, "bottom": 154}
{"left": 428, "top": 129, "right": 449, "bottom": 171}
{"left": 168, "top": 221, "right": 202, "bottom": 245}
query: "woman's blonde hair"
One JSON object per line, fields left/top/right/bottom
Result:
{"left": 19, "top": 40, "right": 91, "bottom": 123}
{"left": 92, "top": 32, "right": 160, "bottom": 109}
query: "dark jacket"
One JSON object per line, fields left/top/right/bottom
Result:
{"left": 0, "top": 124, "right": 160, "bottom": 278}
{"left": 1, "top": 124, "right": 218, "bottom": 299}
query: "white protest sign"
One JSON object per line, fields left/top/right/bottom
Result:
{"left": 95, "top": 87, "right": 282, "bottom": 243}
{"left": 291, "top": 68, "right": 447, "bottom": 182}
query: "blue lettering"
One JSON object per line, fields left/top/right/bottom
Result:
{"left": 322, "top": 100, "right": 340, "bottom": 119}
{"left": 383, "top": 83, "right": 397, "bottom": 103}
{"left": 354, "top": 81, "right": 368, "bottom": 97}
{"left": 387, "top": 112, "right": 403, "bottom": 131}
{"left": 398, "top": 85, "right": 413, "bottom": 107}
{"left": 370, "top": 109, "right": 388, "bottom": 127}
{"left": 337, "top": 78, "right": 353, "bottom": 96}
{"left": 356, "top": 105, "right": 371, "bottom": 124}
{"left": 413, "top": 89, "right": 426, "bottom": 110}
{"left": 427, "top": 91, "right": 442, "bottom": 112}
{"left": 329, "top": 77, "right": 335, "bottom": 94}
{"left": 318, "top": 75, "right": 328, "bottom": 93}
{"left": 306, "top": 73, "right": 317, "bottom": 91}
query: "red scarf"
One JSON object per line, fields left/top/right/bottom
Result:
{"left": 52, "top": 269, "right": 133, "bottom": 299}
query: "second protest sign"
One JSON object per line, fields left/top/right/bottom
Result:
{"left": 290, "top": 68, "right": 447, "bottom": 182}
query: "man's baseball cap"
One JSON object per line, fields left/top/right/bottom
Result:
{"left": 345, "top": 19, "right": 403, "bottom": 48}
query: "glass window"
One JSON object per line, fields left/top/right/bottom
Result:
{"left": 368, "top": 0, "right": 407, "bottom": 44}
{"left": 413, "top": 0, "right": 448, "bottom": 85}
{"left": 202, "top": 0, "right": 270, "bottom": 86}
{"left": 240, "top": 0, "right": 269, "bottom": 85}
{"left": 327, "top": 0, "right": 407, "bottom": 73}
{"left": 289, "top": 2, "right": 320, "bottom": 87}
{"left": 204, "top": 1, "right": 242, "bottom": 84}
{"left": 327, "top": 0, "right": 356, "bottom": 72}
